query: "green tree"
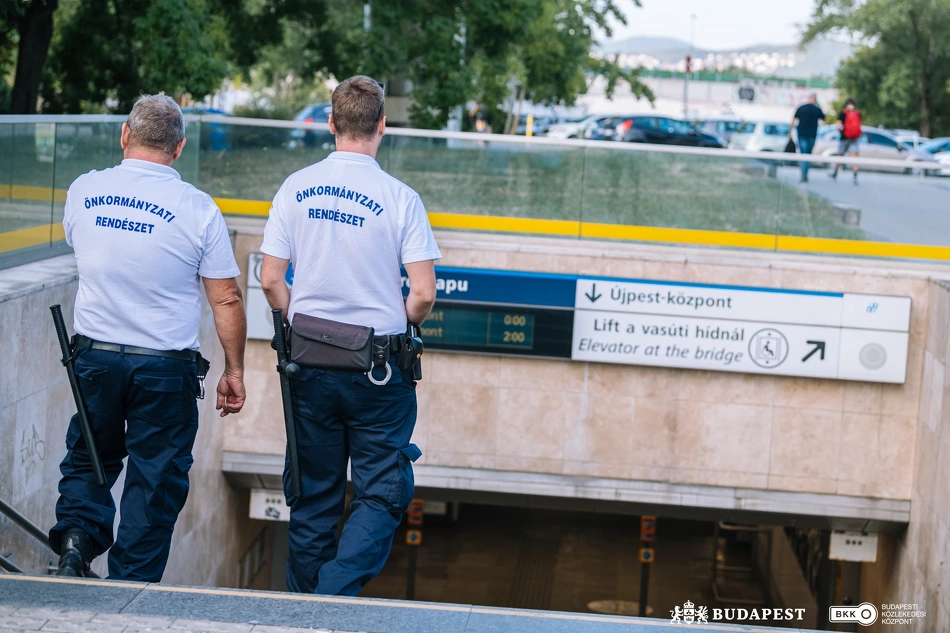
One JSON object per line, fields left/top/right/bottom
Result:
{"left": 266, "top": 0, "right": 653, "bottom": 130}
{"left": 42, "top": 0, "right": 228, "bottom": 112}
{"left": 2, "top": 0, "right": 59, "bottom": 113}
{"left": 803, "top": 0, "right": 950, "bottom": 137}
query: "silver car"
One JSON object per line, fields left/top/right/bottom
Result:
{"left": 812, "top": 126, "right": 935, "bottom": 173}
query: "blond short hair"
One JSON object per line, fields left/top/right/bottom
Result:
{"left": 331, "top": 76, "right": 385, "bottom": 140}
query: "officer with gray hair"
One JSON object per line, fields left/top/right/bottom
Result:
{"left": 50, "top": 93, "right": 247, "bottom": 580}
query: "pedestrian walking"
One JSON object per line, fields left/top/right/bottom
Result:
{"left": 789, "top": 93, "right": 825, "bottom": 183}
{"left": 260, "top": 76, "right": 440, "bottom": 596}
{"left": 50, "top": 93, "right": 247, "bottom": 581}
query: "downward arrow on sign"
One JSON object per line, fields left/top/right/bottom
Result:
{"left": 585, "top": 283, "right": 602, "bottom": 303}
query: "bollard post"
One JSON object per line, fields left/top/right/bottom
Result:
{"left": 638, "top": 515, "right": 656, "bottom": 617}
{"left": 405, "top": 498, "right": 424, "bottom": 600}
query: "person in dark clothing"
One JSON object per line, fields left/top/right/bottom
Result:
{"left": 789, "top": 93, "right": 825, "bottom": 183}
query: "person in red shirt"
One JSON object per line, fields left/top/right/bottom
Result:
{"left": 831, "top": 97, "right": 862, "bottom": 184}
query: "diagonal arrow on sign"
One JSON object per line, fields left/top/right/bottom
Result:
{"left": 802, "top": 340, "right": 826, "bottom": 362}
{"left": 585, "top": 283, "right": 602, "bottom": 303}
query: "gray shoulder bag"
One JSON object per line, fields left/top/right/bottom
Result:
{"left": 289, "top": 313, "right": 374, "bottom": 372}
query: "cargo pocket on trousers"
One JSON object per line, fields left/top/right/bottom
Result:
{"left": 385, "top": 444, "right": 422, "bottom": 512}
{"left": 74, "top": 357, "right": 109, "bottom": 406}
{"left": 159, "top": 455, "right": 194, "bottom": 526}
{"left": 133, "top": 373, "right": 184, "bottom": 424}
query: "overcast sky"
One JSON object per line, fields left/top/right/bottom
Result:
{"left": 602, "top": 0, "right": 817, "bottom": 50}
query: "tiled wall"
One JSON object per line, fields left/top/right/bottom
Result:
{"left": 226, "top": 225, "right": 934, "bottom": 502}
{"left": 0, "top": 251, "right": 262, "bottom": 587}
{"left": 861, "top": 280, "right": 950, "bottom": 631}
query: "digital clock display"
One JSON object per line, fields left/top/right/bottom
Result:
{"left": 418, "top": 301, "right": 574, "bottom": 358}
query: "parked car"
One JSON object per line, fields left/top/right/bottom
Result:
{"left": 290, "top": 103, "right": 334, "bottom": 149}
{"left": 587, "top": 115, "right": 724, "bottom": 147}
{"left": 515, "top": 114, "right": 554, "bottom": 136}
{"left": 546, "top": 114, "right": 608, "bottom": 139}
{"left": 812, "top": 126, "right": 936, "bottom": 173}
{"left": 934, "top": 151, "right": 950, "bottom": 176}
{"left": 727, "top": 121, "right": 792, "bottom": 152}
{"left": 584, "top": 116, "right": 626, "bottom": 141}
{"left": 693, "top": 118, "right": 743, "bottom": 145}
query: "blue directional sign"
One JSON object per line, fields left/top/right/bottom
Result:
{"left": 402, "top": 266, "right": 576, "bottom": 308}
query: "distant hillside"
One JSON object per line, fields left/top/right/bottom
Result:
{"left": 596, "top": 36, "right": 853, "bottom": 78}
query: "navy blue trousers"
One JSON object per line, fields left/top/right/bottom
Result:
{"left": 49, "top": 346, "right": 199, "bottom": 581}
{"left": 285, "top": 359, "right": 420, "bottom": 596}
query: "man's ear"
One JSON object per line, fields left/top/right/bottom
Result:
{"left": 378, "top": 116, "right": 386, "bottom": 137}
{"left": 172, "top": 137, "right": 187, "bottom": 161}
{"left": 328, "top": 114, "right": 337, "bottom": 135}
{"left": 120, "top": 123, "right": 131, "bottom": 150}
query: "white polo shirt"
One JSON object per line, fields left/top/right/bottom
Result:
{"left": 63, "top": 158, "right": 240, "bottom": 351}
{"left": 261, "top": 151, "right": 441, "bottom": 335}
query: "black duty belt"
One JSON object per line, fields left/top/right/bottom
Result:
{"left": 74, "top": 334, "right": 210, "bottom": 399}
{"left": 74, "top": 334, "right": 199, "bottom": 363}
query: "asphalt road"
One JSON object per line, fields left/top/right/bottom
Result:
{"left": 777, "top": 166, "right": 950, "bottom": 245}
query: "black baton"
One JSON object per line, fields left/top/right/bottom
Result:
{"left": 50, "top": 305, "right": 107, "bottom": 487}
{"left": 272, "top": 309, "right": 302, "bottom": 500}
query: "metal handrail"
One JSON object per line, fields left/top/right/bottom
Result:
{"left": 0, "top": 496, "right": 52, "bottom": 548}
{"left": 0, "top": 495, "right": 100, "bottom": 578}
{"left": 0, "top": 553, "right": 25, "bottom": 573}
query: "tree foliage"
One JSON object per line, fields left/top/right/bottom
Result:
{"left": 803, "top": 0, "right": 950, "bottom": 136}
{"left": 14, "top": 0, "right": 652, "bottom": 125}
{"left": 277, "top": 0, "right": 653, "bottom": 129}
{"left": 41, "top": 0, "right": 228, "bottom": 112}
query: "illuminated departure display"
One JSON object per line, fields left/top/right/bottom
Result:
{"left": 421, "top": 308, "right": 535, "bottom": 349}
{"left": 420, "top": 301, "right": 574, "bottom": 358}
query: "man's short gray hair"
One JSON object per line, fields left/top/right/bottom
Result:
{"left": 127, "top": 93, "right": 185, "bottom": 155}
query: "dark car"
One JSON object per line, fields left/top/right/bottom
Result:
{"left": 612, "top": 116, "right": 725, "bottom": 148}
{"left": 290, "top": 103, "right": 334, "bottom": 149}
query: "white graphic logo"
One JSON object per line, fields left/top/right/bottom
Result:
{"left": 749, "top": 328, "right": 788, "bottom": 368}
{"left": 670, "top": 600, "right": 709, "bottom": 624}
{"left": 829, "top": 603, "right": 878, "bottom": 626}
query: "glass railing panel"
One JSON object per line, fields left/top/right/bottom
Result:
{"left": 579, "top": 147, "right": 783, "bottom": 237}
{"left": 383, "top": 135, "right": 585, "bottom": 225}
{"left": 197, "top": 120, "right": 335, "bottom": 205}
{"left": 774, "top": 157, "right": 943, "bottom": 245}
{"left": 0, "top": 123, "right": 57, "bottom": 254}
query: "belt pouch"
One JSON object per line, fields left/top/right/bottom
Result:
{"left": 289, "top": 313, "right": 375, "bottom": 372}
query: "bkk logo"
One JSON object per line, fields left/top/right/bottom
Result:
{"left": 670, "top": 601, "right": 805, "bottom": 624}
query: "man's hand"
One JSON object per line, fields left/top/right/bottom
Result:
{"left": 216, "top": 371, "right": 246, "bottom": 417}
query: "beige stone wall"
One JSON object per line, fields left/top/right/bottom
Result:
{"left": 861, "top": 280, "right": 950, "bottom": 631}
{"left": 0, "top": 250, "right": 259, "bottom": 587}
{"left": 225, "top": 223, "right": 936, "bottom": 502}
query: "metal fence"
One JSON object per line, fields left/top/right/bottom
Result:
{"left": 2, "top": 113, "right": 947, "bottom": 269}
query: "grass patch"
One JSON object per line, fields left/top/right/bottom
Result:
{"left": 197, "top": 141, "right": 866, "bottom": 241}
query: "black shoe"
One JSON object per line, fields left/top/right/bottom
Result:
{"left": 55, "top": 529, "right": 91, "bottom": 577}
{"left": 829, "top": 170, "right": 838, "bottom": 180}
{"left": 799, "top": 176, "right": 808, "bottom": 183}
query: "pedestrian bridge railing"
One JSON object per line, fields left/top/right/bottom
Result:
{"left": 1, "top": 113, "right": 945, "bottom": 270}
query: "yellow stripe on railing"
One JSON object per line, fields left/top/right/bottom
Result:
{"left": 213, "top": 198, "right": 270, "bottom": 217}
{"left": 428, "top": 212, "right": 580, "bottom": 236}
{"left": 0, "top": 223, "right": 66, "bottom": 253}
{"left": 5, "top": 190, "right": 950, "bottom": 263}
{"left": 776, "top": 235, "right": 950, "bottom": 260}
{"left": 8, "top": 185, "right": 67, "bottom": 203}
